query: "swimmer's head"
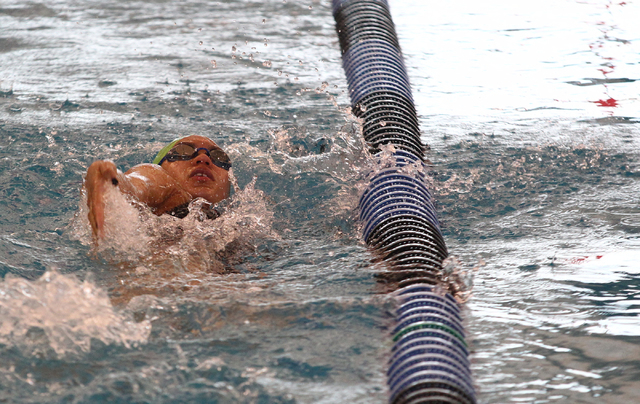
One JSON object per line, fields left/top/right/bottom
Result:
{"left": 156, "top": 135, "right": 231, "bottom": 204}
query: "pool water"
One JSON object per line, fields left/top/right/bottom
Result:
{"left": 1, "top": 0, "right": 640, "bottom": 402}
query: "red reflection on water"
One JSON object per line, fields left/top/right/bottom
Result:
{"left": 592, "top": 98, "right": 619, "bottom": 107}
{"left": 581, "top": 0, "right": 629, "bottom": 113}
{"left": 568, "top": 255, "right": 604, "bottom": 264}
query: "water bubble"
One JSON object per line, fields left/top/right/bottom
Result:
{"left": 262, "top": 60, "right": 272, "bottom": 67}
{"left": 211, "top": 60, "right": 217, "bottom": 68}
{"left": 315, "top": 81, "right": 329, "bottom": 94}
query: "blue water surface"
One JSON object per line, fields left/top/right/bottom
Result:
{"left": 1, "top": 0, "right": 640, "bottom": 403}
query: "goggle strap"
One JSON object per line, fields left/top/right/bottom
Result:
{"left": 153, "top": 138, "right": 183, "bottom": 165}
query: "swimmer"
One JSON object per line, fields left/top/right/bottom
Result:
{"left": 84, "top": 135, "right": 231, "bottom": 240}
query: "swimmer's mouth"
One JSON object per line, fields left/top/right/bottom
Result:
{"left": 190, "top": 168, "right": 214, "bottom": 180}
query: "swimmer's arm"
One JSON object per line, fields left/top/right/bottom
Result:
{"left": 85, "top": 160, "right": 121, "bottom": 240}
{"left": 85, "top": 161, "right": 191, "bottom": 239}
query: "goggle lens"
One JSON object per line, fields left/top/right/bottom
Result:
{"left": 163, "top": 144, "right": 232, "bottom": 170}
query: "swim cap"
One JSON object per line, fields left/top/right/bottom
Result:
{"left": 152, "top": 137, "right": 184, "bottom": 165}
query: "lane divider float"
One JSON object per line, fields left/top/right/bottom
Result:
{"left": 332, "top": 1, "right": 477, "bottom": 403}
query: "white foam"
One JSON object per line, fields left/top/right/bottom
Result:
{"left": 0, "top": 271, "right": 150, "bottom": 356}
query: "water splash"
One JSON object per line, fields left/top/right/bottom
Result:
{"left": 179, "top": 175, "right": 278, "bottom": 256}
{"left": 224, "top": 121, "right": 374, "bottom": 231}
{"left": 69, "top": 171, "right": 278, "bottom": 271}
{"left": 441, "top": 256, "right": 483, "bottom": 303}
{"left": 69, "top": 184, "right": 153, "bottom": 259}
{"left": 0, "top": 270, "right": 150, "bottom": 357}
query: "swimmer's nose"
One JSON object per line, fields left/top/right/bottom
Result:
{"left": 194, "top": 149, "right": 212, "bottom": 165}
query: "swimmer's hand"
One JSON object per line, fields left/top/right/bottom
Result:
{"left": 85, "top": 160, "right": 120, "bottom": 240}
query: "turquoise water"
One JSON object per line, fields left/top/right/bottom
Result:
{"left": 1, "top": 0, "right": 640, "bottom": 403}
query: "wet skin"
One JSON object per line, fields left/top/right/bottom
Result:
{"left": 85, "top": 135, "right": 231, "bottom": 240}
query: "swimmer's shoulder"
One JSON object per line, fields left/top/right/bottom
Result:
{"left": 125, "top": 163, "right": 165, "bottom": 176}
{"left": 121, "top": 163, "right": 189, "bottom": 211}
{"left": 124, "top": 163, "right": 174, "bottom": 185}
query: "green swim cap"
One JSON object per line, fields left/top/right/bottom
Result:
{"left": 153, "top": 137, "right": 184, "bottom": 165}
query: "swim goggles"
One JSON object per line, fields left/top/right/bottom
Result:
{"left": 155, "top": 143, "right": 232, "bottom": 170}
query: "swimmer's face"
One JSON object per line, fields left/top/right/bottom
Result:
{"left": 160, "top": 135, "right": 231, "bottom": 204}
